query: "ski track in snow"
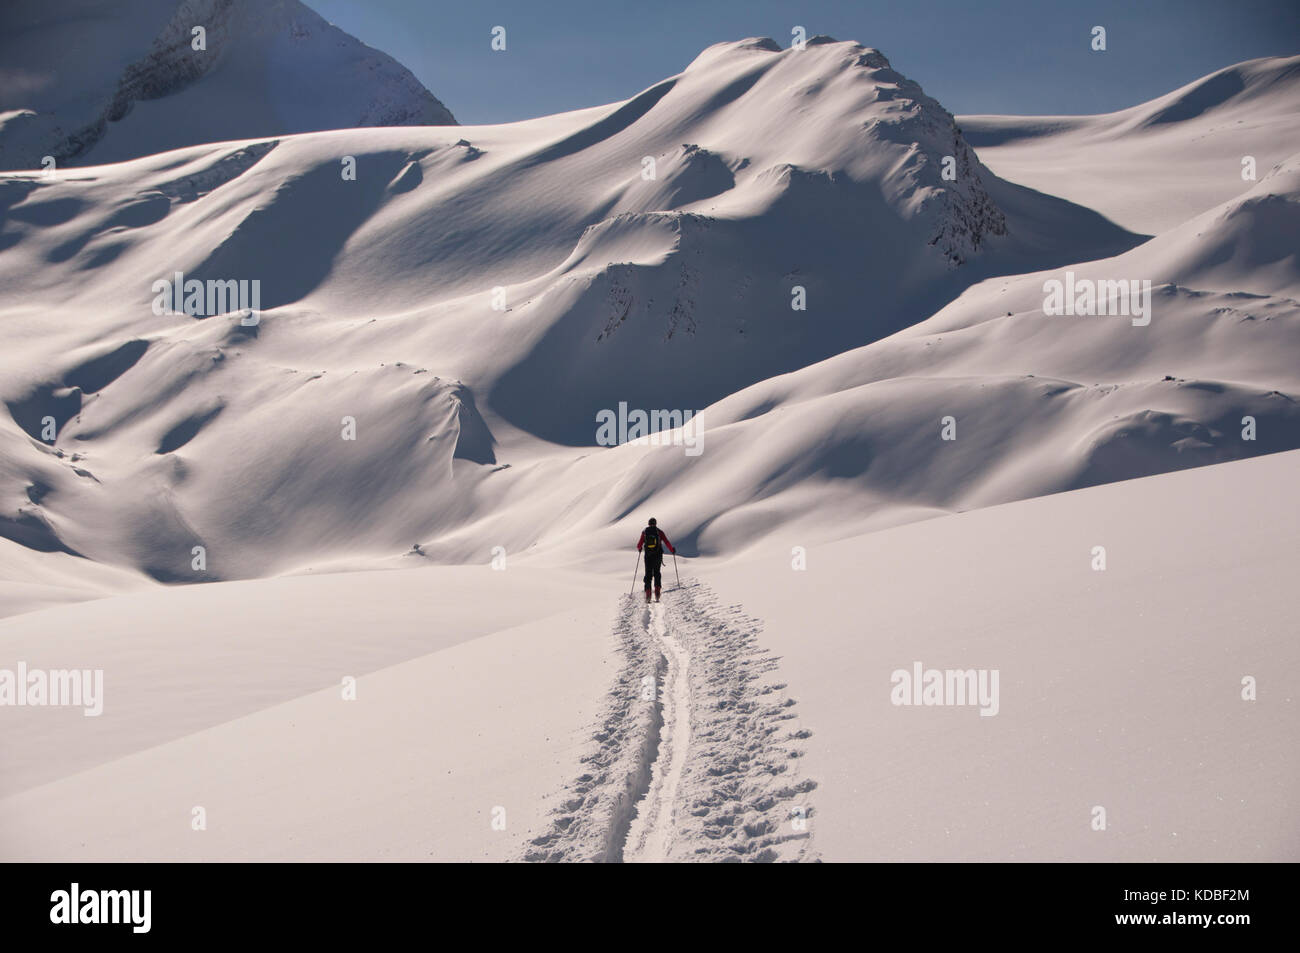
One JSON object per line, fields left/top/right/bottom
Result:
{"left": 622, "top": 602, "right": 691, "bottom": 862}
{"left": 524, "top": 581, "right": 817, "bottom": 862}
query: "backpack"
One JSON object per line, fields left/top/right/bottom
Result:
{"left": 644, "top": 527, "right": 660, "bottom": 551}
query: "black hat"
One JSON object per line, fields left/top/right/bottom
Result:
{"left": 648, "top": 517, "right": 657, "bottom": 526}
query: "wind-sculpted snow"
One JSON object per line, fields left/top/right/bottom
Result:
{"left": 961, "top": 55, "right": 1300, "bottom": 233}
{"left": 0, "top": 41, "right": 1295, "bottom": 589}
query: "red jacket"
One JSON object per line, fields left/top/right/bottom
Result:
{"left": 637, "top": 528, "right": 675, "bottom": 554}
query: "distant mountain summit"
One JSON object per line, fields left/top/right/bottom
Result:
{"left": 665, "top": 36, "right": 1011, "bottom": 266}
{"left": 0, "top": 0, "right": 456, "bottom": 171}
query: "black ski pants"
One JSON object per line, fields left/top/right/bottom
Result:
{"left": 643, "top": 553, "right": 663, "bottom": 590}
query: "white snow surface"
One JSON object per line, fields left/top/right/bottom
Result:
{"left": 0, "top": 33, "right": 1297, "bottom": 860}
{"left": 1, "top": 39, "right": 1294, "bottom": 590}
{"left": 0, "top": 0, "right": 456, "bottom": 172}
{"left": 960, "top": 55, "right": 1300, "bottom": 234}
{"left": 2, "top": 452, "right": 1293, "bottom": 861}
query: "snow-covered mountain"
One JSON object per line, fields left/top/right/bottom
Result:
{"left": 0, "top": 0, "right": 456, "bottom": 172}
{"left": 1, "top": 25, "right": 1297, "bottom": 865}
{"left": 960, "top": 55, "right": 1300, "bottom": 233}
{"left": 0, "top": 35, "right": 1159, "bottom": 583}
{"left": 1, "top": 37, "right": 1296, "bottom": 589}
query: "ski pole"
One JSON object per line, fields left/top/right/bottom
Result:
{"left": 630, "top": 551, "right": 641, "bottom": 594}
{"left": 673, "top": 551, "right": 680, "bottom": 588}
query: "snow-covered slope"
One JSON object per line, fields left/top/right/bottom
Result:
{"left": 0, "top": 37, "right": 1155, "bottom": 587}
{"left": 703, "top": 449, "right": 1300, "bottom": 862}
{"left": 0, "top": 40, "right": 1296, "bottom": 595}
{"left": 0, "top": 0, "right": 456, "bottom": 172}
{"left": 646, "top": 152, "right": 1300, "bottom": 559}
{"left": 960, "top": 55, "right": 1300, "bottom": 234}
{"left": 0, "top": 26, "right": 1296, "bottom": 864}
{"left": 3, "top": 451, "right": 1293, "bottom": 860}
{"left": 0, "top": 564, "right": 616, "bottom": 860}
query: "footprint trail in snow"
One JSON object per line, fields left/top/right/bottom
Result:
{"left": 622, "top": 602, "right": 691, "bottom": 862}
{"left": 525, "top": 581, "right": 817, "bottom": 862}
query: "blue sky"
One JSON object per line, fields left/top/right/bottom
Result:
{"left": 309, "top": 0, "right": 1299, "bottom": 124}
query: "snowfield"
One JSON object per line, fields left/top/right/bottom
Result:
{"left": 0, "top": 25, "right": 1296, "bottom": 861}
{"left": 704, "top": 450, "right": 1299, "bottom": 862}
{"left": 960, "top": 55, "right": 1300, "bottom": 234}
{"left": 2, "top": 451, "right": 1294, "bottom": 861}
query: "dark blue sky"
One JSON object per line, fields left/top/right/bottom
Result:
{"left": 310, "top": 0, "right": 1299, "bottom": 124}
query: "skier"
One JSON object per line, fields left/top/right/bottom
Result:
{"left": 636, "top": 517, "right": 676, "bottom": 603}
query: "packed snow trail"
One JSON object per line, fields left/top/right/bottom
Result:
{"left": 622, "top": 603, "right": 691, "bottom": 862}
{"left": 524, "top": 581, "right": 817, "bottom": 862}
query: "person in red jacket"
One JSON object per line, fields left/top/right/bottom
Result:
{"left": 636, "top": 517, "right": 675, "bottom": 603}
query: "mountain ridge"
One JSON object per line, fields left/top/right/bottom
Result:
{"left": 0, "top": 0, "right": 457, "bottom": 171}
{"left": 0, "top": 39, "right": 1295, "bottom": 586}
